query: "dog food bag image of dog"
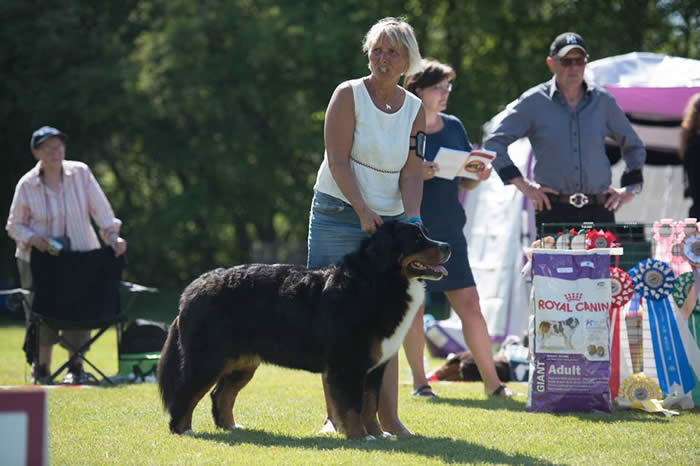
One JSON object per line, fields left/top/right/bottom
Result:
{"left": 527, "top": 250, "right": 613, "bottom": 413}
{"left": 157, "top": 221, "right": 450, "bottom": 439}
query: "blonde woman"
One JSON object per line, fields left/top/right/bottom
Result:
{"left": 307, "top": 17, "right": 425, "bottom": 437}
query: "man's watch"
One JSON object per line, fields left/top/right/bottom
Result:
{"left": 624, "top": 183, "right": 643, "bottom": 195}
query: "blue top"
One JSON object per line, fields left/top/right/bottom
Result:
{"left": 421, "top": 114, "right": 475, "bottom": 292}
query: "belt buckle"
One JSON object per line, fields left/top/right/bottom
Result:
{"left": 569, "top": 193, "right": 589, "bottom": 208}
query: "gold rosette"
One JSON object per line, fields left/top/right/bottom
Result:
{"left": 617, "top": 373, "right": 678, "bottom": 415}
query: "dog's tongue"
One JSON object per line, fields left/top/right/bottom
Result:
{"left": 430, "top": 265, "right": 448, "bottom": 276}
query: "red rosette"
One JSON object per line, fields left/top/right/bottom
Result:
{"left": 604, "top": 231, "right": 618, "bottom": 247}
{"left": 586, "top": 229, "right": 614, "bottom": 249}
{"left": 610, "top": 267, "right": 633, "bottom": 307}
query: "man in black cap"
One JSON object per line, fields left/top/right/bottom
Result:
{"left": 483, "top": 32, "right": 646, "bottom": 233}
{"left": 6, "top": 125, "right": 127, "bottom": 384}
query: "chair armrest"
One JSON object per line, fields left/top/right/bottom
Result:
{"left": 0, "top": 288, "right": 31, "bottom": 296}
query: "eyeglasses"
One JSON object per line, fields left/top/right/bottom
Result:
{"left": 555, "top": 57, "right": 587, "bottom": 67}
{"left": 430, "top": 83, "right": 453, "bottom": 93}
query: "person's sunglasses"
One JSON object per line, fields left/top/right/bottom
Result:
{"left": 556, "top": 57, "right": 587, "bottom": 67}
{"left": 431, "top": 83, "right": 453, "bottom": 93}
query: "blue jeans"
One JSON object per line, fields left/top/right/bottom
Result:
{"left": 306, "top": 191, "right": 405, "bottom": 268}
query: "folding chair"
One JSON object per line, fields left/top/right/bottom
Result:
{"left": 28, "top": 246, "right": 127, "bottom": 385}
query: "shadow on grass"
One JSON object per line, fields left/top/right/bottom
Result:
{"left": 193, "top": 428, "right": 556, "bottom": 465}
{"left": 429, "top": 395, "right": 525, "bottom": 411}
{"left": 431, "top": 395, "right": 674, "bottom": 424}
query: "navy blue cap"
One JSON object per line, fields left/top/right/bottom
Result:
{"left": 549, "top": 32, "right": 588, "bottom": 58}
{"left": 30, "top": 126, "right": 67, "bottom": 151}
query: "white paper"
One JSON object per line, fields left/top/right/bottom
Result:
{"left": 433, "top": 147, "right": 468, "bottom": 179}
{"left": 433, "top": 147, "right": 495, "bottom": 180}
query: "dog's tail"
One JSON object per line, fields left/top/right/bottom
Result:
{"left": 157, "top": 317, "right": 184, "bottom": 412}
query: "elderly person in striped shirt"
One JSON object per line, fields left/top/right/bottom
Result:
{"left": 6, "top": 126, "right": 127, "bottom": 384}
{"left": 483, "top": 32, "right": 646, "bottom": 235}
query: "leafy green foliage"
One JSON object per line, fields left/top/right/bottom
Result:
{"left": 1, "top": 1, "right": 697, "bottom": 288}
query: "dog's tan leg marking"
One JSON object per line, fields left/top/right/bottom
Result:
{"left": 175, "top": 373, "right": 224, "bottom": 433}
{"left": 213, "top": 356, "right": 260, "bottom": 429}
{"left": 361, "top": 389, "right": 383, "bottom": 437}
{"left": 369, "top": 341, "right": 383, "bottom": 369}
{"left": 336, "top": 409, "right": 368, "bottom": 440}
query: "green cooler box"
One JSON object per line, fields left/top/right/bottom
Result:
{"left": 118, "top": 319, "right": 168, "bottom": 380}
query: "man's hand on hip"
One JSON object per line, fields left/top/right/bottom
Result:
{"left": 603, "top": 187, "right": 635, "bottom": 212}
{"left": 511, "top": 177, "right": 558, "bottom": 211}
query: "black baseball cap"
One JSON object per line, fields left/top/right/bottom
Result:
{"left": 549, "top": 32, "right": 588, "bottom": 58}
{"left": 30, "top": 126, "right": 67, "bottom": 151}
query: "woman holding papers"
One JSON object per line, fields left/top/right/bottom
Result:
{"left": 402, "top": 59, "right": 510, "bottom": 398}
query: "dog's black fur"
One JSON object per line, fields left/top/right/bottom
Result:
{"left": 157, "top": 221, "right": 450, "bottom": 439}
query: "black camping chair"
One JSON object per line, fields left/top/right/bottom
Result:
{"left": 27, "top": 246, "right": 127, "bottom": 385}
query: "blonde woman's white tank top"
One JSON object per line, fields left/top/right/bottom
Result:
{"left": 313, "top": 78, "right": 422, "bottom": 216}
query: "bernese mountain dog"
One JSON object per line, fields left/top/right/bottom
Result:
{"left": 157, "top": 221, "right": 450, "bottom": 439}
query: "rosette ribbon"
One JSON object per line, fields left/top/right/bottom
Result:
{"left": 629, "top": 259, "right": 695, "bottom": 396}
{"left": 555, "top": 231, "right": 571, "bottom": 250}
{"left": 609, "top": 267, "right": 633, "bottom": 401}
{"left": 683, "top": 233, "right": 700, "bottom": 269}
{"left": 587, "top": 229, "right": 617, "bottom": 250}
{"left": 652, "top": 219, "right": 675, "bottom": 263}
{"left": 672, "top": 272, "right": 700, "bottom": 407}
{"left": 616, "top": 373, "right": 678, "bottom": 415}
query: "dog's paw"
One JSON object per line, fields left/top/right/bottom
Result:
{"left": 182, "top": 429, "right": 195, "bottom": 436}
{"left": 363, "top": 435, "right": 377, "bottom": 441}
{"left": 379, "top": 431, "right": 394, "bottom": 439}
{"left": 224, "top": 423, "right": 245, "bottom": 430}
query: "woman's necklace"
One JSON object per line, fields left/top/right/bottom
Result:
{"left": 368, "top": 79, "right": 394, "bottom": 111}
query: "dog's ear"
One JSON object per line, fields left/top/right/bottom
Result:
{"left": 364, "top": 222, "right": 399, "bottom": 272}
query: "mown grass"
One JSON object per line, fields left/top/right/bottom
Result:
{"left": 1, "top": 297, "right": 698, "bottom": 465}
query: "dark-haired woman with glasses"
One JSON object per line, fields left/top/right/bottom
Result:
{"left": 402, "top": 59, "right": 510, "bottom": 398}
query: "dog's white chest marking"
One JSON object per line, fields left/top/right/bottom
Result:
{"left": 372, "top": 280, "right": 425, "bottom": 371}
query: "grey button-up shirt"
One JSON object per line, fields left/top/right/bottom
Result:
{"left": 483, "top": 77, "right": 646, "bottom": 194}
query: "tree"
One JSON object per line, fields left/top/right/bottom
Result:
{"left": 2, "top": 1, "right": 697, "bottom": 289}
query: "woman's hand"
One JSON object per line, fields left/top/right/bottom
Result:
{"left": 29, "top": 235, "right": 50, "bottom": 252}
{"left": 357, "top": 205, "right": 383, "bottom": 234}
{"left": 111, "top": 237, "right": 127, "bottom": 257}
{"left": 422, "top": 161, "right": 439, "bottom": 180}
{"left": 477, "top": 164, "right": 492, "bottom": 180}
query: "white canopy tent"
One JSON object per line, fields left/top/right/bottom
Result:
{"left": 457, "top": 52, "right": 700, "bottom": 343}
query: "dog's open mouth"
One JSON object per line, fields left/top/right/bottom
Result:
{"left": 408, "top": 261, "right": 448, "bottom": 280}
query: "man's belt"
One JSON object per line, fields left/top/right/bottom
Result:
{"left": 548, "top": 192, "right": 608, "bottom": 208}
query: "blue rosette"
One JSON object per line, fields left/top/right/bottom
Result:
{"left": 629, "top": 258, "right": 674, "bottom": 300}
{"left": 629, "top": 258, "right": 695, "bottom": 395}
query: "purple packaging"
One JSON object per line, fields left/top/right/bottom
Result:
{"left": 527, "top": 250, "right": 612, "bottom": 413}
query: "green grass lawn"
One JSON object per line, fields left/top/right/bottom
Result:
{"left": 1, "top": 304, "right": 699, "bottom": 465}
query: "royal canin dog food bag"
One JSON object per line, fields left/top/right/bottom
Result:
{"left": 526, "top": 250, "right": 612, "bottom": 413}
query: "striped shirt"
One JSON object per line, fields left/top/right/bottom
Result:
{"left": 6, "top": 160, "right": 122, "bottom": 262}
